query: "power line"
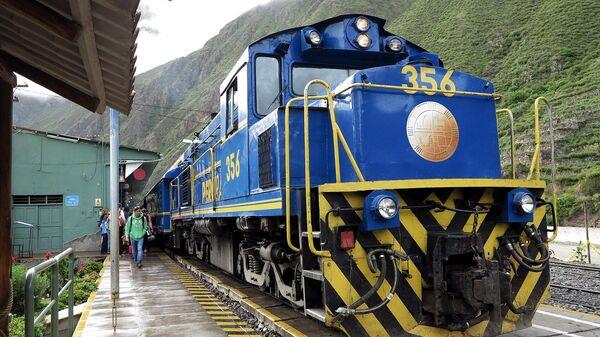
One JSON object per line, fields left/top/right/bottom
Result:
{"left": 14, "top": 88, "right": 213, "bottom": 124}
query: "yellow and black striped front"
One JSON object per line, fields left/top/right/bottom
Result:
{"left": 317, "top": 179, "right": 550, "bottom": 337}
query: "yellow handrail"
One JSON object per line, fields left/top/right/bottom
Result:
{"left": 525, "top": 97, "right": 559, "bottom": 241}
{"left": 284, "top": 96, "right": 312, "bottom": 252}
{"left": 496, "top": 109, "right": 516, "bottom": 179}
{"left": 333, "top": 82, "right": 502, "bottom": 100}
{"left": 284, "top": 78, "right": 501, "bottom": 254}
{"left": 302, "top": 81, "right": 336, "bottom": 258}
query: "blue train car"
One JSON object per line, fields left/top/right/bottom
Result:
{"left": 144, "top": 166, "right": 181, "bottom": 235}
{"left": 159, "top": 15, "right": 557, "bottom": 337}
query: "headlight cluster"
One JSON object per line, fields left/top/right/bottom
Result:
{"left": 376, "top": 197, "right": 398, "bottom": 219}
{"left": 355, "top": 16, "right": 370, "bottom": 32}
{"left": 305, "top": 29, "right": 322, "bottom": 46}
{"left": 355, "top": 33, "right": 371, "bottom": 48}
{"left": 387, "top": 37, "right": 403, "bottom": 52}
{"left": 513, "top": 191, "right": 536, "bottom": 214}
{"left": 353, "top": 17, "right": 371, "bottom": 49}
{"left": 361, "top": 190, "right": 401, "bottom": 231}
{"left": 372, "top": 195, "right": 398, "bottom": 219}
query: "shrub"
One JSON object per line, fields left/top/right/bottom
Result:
{"left": 9, "top": 316, "right": 44, "bottom": 337}
{"left": 11, "top": 265, "right": 50, "bottom": 316}
{"left": 581, "top": 169, "right": 600, "bottom": 196}
{"left": 557, "top": 193, "right": 582, "bottom": 221}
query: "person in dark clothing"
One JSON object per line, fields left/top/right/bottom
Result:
{"left": 99, "top": 208, "right": 110, "bottom": 254}
{"left": 142, "top": 207, "right": 154, "bottom": 253}
{"left": 118, "top": 204, "right": 127, "bottom": 255}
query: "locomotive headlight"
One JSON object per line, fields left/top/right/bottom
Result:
{"left": 355, "top": 33, "right": 371, "bottom": 48}
{"left": 305, "top": 29, "right": 322, "bottom": 46}
{"left": 355, "top": 17, "right": 370, "bottom": 32}
{"left": 513, "top": 192, "right": 536, "bottom": 214}
{"left": 374, "top": 196, "right": 398, "bottom": 219}
{"left": 387, "top": 37, "right": 403, "bottom": 52}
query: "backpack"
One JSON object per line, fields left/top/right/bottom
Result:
{"left": 127, "top": 215, "right": 147, "bottom": 234}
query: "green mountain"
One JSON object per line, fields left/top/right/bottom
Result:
{"left": 14, "top": 0, "right": 600, "bottom": 225}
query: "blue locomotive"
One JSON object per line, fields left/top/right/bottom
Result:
{"left": 144, "top": 15, "right": 558, "bottom": 337}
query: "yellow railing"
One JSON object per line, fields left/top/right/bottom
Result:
{"left": 526, "top": 97, "right": 559, "bottom": 241}
{"left": 284, "top": 79, "right": 507, "bottom": 256}
{"left": 194, "top": 139, "right": 222, "bottom": 210}
{"left": 496, "top": 108, "right": 516, "bottom": 179}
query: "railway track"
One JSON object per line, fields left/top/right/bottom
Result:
{"left": 548, "top": 260, "right": 600, "bottom": 315}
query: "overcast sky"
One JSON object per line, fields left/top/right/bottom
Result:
{"left": 17, "top": 0, "right": 272, "bottom": 97}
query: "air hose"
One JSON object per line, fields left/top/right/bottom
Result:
{"left": 334, "top": 249, "right": 408, "bottom": 321}
{"left": 504, "top": 226, "right": 549, "bottom": 272}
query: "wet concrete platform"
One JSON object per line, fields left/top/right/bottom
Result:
{"left": 74, "top": 253, "right": 232, "bottom": 337}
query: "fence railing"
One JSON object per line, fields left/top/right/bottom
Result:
{"left": 25, "top": 248, "right": 75, "bottom": 337}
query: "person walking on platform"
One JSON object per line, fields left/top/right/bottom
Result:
{"left": 125, "top": 206, "right": 148, "bottom": 268}
{"left": 142, "top": 207, "right": 154, "bottom": 254}
{"left": 118, "top": 204, "right": 127, "bottom": 255}
{"left": 99, "top": 208, "right": 110, "bottom": 255}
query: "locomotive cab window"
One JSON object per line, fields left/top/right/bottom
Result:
{"left": 255, "top": 56, "right": 280, "bottom": 116}
{"left": 292, "top": 66, "right": 358, "bottom": 96}
{"left": 226, "top": 79, "right": 238, "bottom": 135}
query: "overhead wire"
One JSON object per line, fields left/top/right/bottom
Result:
{"left": 14, "top": 88, "right": 214, "bottom": 124}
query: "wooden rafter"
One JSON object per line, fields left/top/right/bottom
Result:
{"left": 0, "top": 50, "right": 99, "bottom": 111}
{"left": 0, "top": 0, "right": 81, "bottom": 41}
{"left": 69, "top": 0, "right": 105, "bottom": 113}
{"left": 0, "top": 56, "right": 15, "bottom": 87}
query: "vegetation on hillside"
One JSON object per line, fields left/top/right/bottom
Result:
{"left": 14, "top": 0, "right": 600, "bottom": 225}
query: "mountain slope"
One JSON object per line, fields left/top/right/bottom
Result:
{"left": 14, "top": 0, "right": 600, "bottom": 225}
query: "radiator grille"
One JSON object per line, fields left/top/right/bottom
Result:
{"left": 180, "top": 170, "right": 192, "bottom": 207}
{"left": 258, "top": 127, "right": 274, "bottom": 188}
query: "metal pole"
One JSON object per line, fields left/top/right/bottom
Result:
{"left": 67, "top": 252, "right": 74, "bottom": 336}
{"left": 109, "top": 108, "right": 120, "bottom": 299}
{"left": 50, "top": 264, "right": 58, "bottom": 337}
{"left": 584, "top": 201, "right": 591, "bottom": 264}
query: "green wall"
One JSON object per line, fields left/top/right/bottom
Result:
{"left": 11, "top": 131, "right": 159, "bottom": 252}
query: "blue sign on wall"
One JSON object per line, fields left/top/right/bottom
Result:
{"left": 65, "top": 195, "right": 79, "bottom": 207}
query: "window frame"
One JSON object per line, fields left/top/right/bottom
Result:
{"left": 226, "top": 78, "right": 238, "bottom": 135}
{"left": 254, "top": 54, "right": 281, "bottom": 117}
{"left": 290, "top": 63, "right": 360, "bottom": 96}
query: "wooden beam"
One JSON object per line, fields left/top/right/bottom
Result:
{"left": 0, "top": 42, "right": 93, "bottom": 94}
{"left": 70, "top": 0, "right": 106, "bottom": 113}
{"left": 0, "top": 51, "right": 99, "bottom": 111}
{"left": 0, "top": 0, "right": 81, "bottom": 41}
{"left": 0, "top": 56, "right": 15, "bottom": 86}
{"left": 0, "top": 58, "right": 14, "bottom": 337}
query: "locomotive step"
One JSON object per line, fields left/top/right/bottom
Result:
{"left": 303, "top": 269, "right": 324, "bottom": 281}
{"left": 305, "top": 308, "right": 326, "bottom": 322}
{"left": 302, "top": 231, "right": 320, "bottom": 238}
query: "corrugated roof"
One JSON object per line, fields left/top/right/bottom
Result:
{"left": 0, "top": 0, "right": 140, "bottom": 114}
{"left": 13, "top": 125, "right": 160, "bottom": 155}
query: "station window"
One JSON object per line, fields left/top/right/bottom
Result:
{"left": 255, "top": 56, "right": 280, "bottom": 116}
{"left": 226, "top": 79, "right": 238, "bottom": 135}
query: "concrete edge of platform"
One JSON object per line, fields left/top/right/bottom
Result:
{"left": 72, "top": 257, "right": 110, "bottom": 337}
{"left": 539, "top": 303, "right": 600, "bottom": 320}
{"left": 174, "top": 255, "right": 313, "bottom": 337}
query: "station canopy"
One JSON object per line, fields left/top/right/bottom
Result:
{"left": 0, "top": 0, "right": 140, "bottom": 114}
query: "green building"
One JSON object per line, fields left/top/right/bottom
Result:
{"left": 11, "top": 126, "right": 160, "bottom": 255}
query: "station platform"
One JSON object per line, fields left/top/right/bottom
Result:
{"left": 72, "top": 251, "right": 600, "bottom": 337}
{"left": 73, "top": 252, "right": 258, "bottom": 337}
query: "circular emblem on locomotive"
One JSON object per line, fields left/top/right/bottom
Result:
{"left": 406, "top": 101, "right": 459, "bottom": 162}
